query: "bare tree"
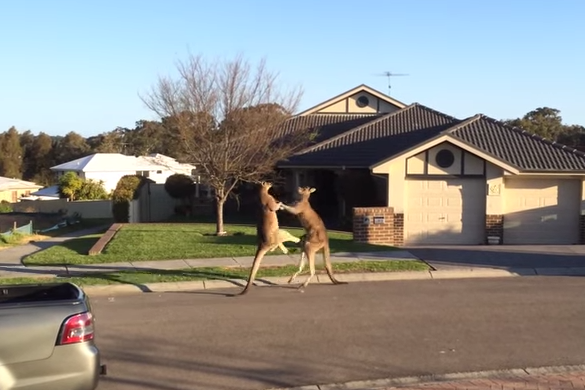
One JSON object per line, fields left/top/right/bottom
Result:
{"left": 140, "top": 53, "right": 314, "bottom": 235}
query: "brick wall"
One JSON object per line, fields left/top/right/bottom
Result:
{"left": 393, "top": 213, "right": 404, "bottom": 246}
{"left": 353, "top": 207, "right": 398, "bottom": 245}
{"left": 486, "top": 214, "right": 504, "bottom": 244}
{"left": 580, "top": 215, "right": 585, "bottom": 244}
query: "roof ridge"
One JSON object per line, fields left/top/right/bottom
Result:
{"left": 442, "top": 114, "right": 482, "bottom": 134}
{"left": 296, "top": 104, "right": 419, "bottom": 155}
{"left": 477, "top": 114, "right": 585, "bottom": 159}
{"left": 410, "top": 102, "right": 462, "bottom": 124}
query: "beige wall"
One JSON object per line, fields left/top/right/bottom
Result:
{"left": 485, "top": 163, "right": 505, "bottom": 215}
{"left": 0, "top": 188, "right": 38, "bottom": 202}
{"left": 12, "top": 199, "right": 113, "bottom": 219}
{"left": 317, "top": 92, "right": 400, "bottom": 114}
{"left": 380, "top": 145, "right": 505, "bottom": 215}
{"left": 582, "top": 180, "right": 585, "bottom": 215}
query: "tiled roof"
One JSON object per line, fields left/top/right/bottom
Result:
{"left": 449, "top": 115, "right": 585, "bottom": 171}
{"left": 276, "top": 114, "right": 382, "bottom": 145}
{"left": 279, "top": 104, "right": 461, "bottom": 167}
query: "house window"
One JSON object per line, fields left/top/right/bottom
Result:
{"left": 356, "top": 95, "right": 369, "bottom": 108}
{"left": 156, "top": 170, "right": 162, "bottom": 174}
{"left": 11, "top": 191, "right": 17, "bottom": 202}
{"left": 136, "top": 170, "right": 150, "bottom": 178}
{"left": 435, "top": 149, "right": 455, "bottom": 168}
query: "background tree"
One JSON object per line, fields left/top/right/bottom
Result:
{"left": 87, "top": 127, "right": 127, "bottom": 153}
{"left": 29, "top": 132, "right": 56, "bottom": 185}
{"left": 140, "top": 53, "right": 312, "bottom": 235}
{"left": 19, "top": 130, "right": 35, "bottom": 179}
{"left": 503, "top": 107, "right": 585, "bottom": 149}
{"left": 53, "top": 131, "right": 91, "bottom": 164}
{"left": 0, "top": 127, "right": 24, "bottom": 178}
{"left": 58, "top": 172, "right": 83, "bottom": 201}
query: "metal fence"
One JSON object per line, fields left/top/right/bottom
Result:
{"left": 1, "top": 220, "right": 33, "bottom": 236}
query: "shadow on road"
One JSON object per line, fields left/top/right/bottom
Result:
{"left": 404, "top": 245, "right": 585, "bottom": 273}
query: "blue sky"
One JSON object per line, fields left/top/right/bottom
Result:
{"left": 1, "top": 0, "right": 583, "bottom": 137}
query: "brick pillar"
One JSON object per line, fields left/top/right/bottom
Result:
{"left": 353, "top": 207, "right": 395, "bottom": 245}
{"left": 580, "top": 215, "right": 585, "bottom": 244}
{"left": 393, "top": 213, "right": 404, "bottom": 246}
{"left": 486, "top": 214, "right": 504, "bottom": 244}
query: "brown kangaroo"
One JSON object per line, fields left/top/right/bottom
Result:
{"left": 279, "top": 186, "right": 347, "bottom": 289}
{"left": 238, "top": 181, "right": 293, "bottom": 295}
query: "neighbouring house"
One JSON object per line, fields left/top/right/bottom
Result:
{"left": 275, "top": 84, "right": 585, "bottom": 246}
{"left": 49, "top": 153, "right": 202, "bottom": 194}
{"left": 0, "top": 176, "right": 43, "bottom": 202}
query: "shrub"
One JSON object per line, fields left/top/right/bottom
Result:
{"left": 111, "top": 175, "right": 149, "bottom": 222}
{"left": 77, "top": 179, "right": 109, "bottom": 200}
{"left": 0, "top": 200, "right": 13, "bottom": 213}
{"left": 164, "top": 174, "right": 195, "bottom": 200}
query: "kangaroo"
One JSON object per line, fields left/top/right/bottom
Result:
{"left": 279, "top": 186, "right": 347, "bottom": 290}
{"left": 237, "top": 181, "right": 299, "bottom": 295}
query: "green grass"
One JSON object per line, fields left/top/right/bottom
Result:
{"left": 0, "top": 260, "right": 430, "bottom": 286}
{"left": 23, "top": 223, "right": 397, "bottom": 265}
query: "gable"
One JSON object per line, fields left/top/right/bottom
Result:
{"left": 298, "top": 84, "right": 406, "bottom": 116}
{"left": 406, "top": 142, "right": 485, "bottom": 176}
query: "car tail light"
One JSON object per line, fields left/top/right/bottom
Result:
{"left": 58, "top": 312, "right": 95, "bottom": 345}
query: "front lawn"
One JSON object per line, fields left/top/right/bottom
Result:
{"left": 2, "top": 260, "right": 429, "bottom": 286}
{"left": 23, "top": 223, "right": 397, "bottom": 265}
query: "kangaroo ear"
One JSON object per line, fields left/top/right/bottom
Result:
{"left": 309, "top": 187, "right": 316, "bottom": 193}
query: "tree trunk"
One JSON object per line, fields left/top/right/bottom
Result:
{"left": 215, "top": 197, "right": 226, "bottom": 236}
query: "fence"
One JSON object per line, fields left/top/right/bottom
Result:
{"left": 1, "top": 220, "right": 33, "bottom": 236}
{"left": 11, "top": 199, "right": 113, "bottom": 219}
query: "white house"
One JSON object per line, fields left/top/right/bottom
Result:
{"left": 50, "top": 153, "right": 199, "bottom": 194}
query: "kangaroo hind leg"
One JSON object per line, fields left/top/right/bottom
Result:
{"left": 288, "top": 250, "right": 306, "bottom": 284}
{"left": 299, "top": 248, "right": 317, "bottom": 290}
{"left": 238, "top": 246, "right": 269, "bottom": 296}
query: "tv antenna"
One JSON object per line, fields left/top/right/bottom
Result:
{"left": 374, "top": 71, "right": 409, "bottom": 96}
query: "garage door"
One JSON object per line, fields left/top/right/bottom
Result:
{"left": 405, "top": 178, "right": 486, "bottom": 245}
{"left": 504, "top": 178, "right": 581, "bottom": 244}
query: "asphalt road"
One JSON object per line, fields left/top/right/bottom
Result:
{"left": 93, "top": 276, "right": 585, "bottom": 390}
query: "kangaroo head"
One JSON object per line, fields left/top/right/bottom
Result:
{"left": 297, "top": 186, "right": 316, "bottom": 200}
{"left": 260, "top": 181, "right": 273, "bottom": 191}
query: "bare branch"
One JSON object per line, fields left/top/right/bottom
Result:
{"left": 139, "top": 53, "right": 311, "bottom": 234}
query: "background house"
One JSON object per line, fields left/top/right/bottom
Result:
{"left": 49, "top": 153, "right": 199, "bottom": 194}
{"left": 276, "top": 84, "right": 585, "bottom": 246}
{"left": 0, "top": 177, "right": 43, "bottom": 202}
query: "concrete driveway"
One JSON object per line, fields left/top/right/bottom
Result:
{"left": 404, "top": 245, "right": 585, "bottom": 271}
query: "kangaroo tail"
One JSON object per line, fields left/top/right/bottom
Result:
{"left": 323, "top": 241, "right": 347, "bottom": 285}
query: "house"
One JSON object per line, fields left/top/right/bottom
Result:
{"left": 50, "top": 153, "right": 199, "bottom": 194}
{"left": 276, "top": 84, "right": 585, "bottom": 246}
{"left": 0, "top": 177, "right": 43, "bottom": 202}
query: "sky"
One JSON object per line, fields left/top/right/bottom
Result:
{"left": 1, "top": 0, "right": 584, "bottom": 137}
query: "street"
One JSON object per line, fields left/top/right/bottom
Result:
{"left": 92, "top": 276, "right": 585, "bottom": 390}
